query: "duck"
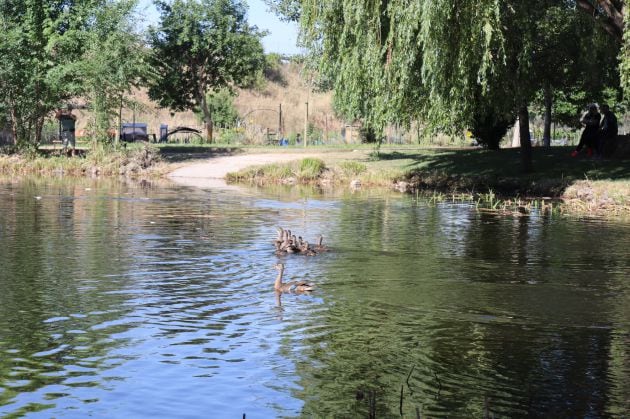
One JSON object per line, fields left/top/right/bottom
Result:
{"left": 300, "top": 240, "right": 317, "bottom": 256}
{"left": 314, "top": 235, "right": 328, "bottom": 252}
{"left": 274, "top": 263, "right": 314, "bottom": 293}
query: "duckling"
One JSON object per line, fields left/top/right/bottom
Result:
{"left": 283, "top": 235, "right": 300, "bottom": 253}
{"left": 300, "top": 240, "right": 317, "bottom": 256}
{"left": 274, "top": 263, "right": 314, "bottom": 293}
{"left": 314, "top": 234, "right": 327, "bottom": 252}
{"left": 274, "top": 227, "right": 285, "bottom": 249}
{"left": 280, "top": 234, "right": 291, "bottom": 249}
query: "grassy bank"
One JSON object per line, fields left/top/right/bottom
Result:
{"left": 226, "top": 145, "right": 630, "bottom": 216}
{"left": 1, "top": 143, "right": 628, "bottom": 216}
{"left": 0, "top": 144, "right": 166, "bottom": 177}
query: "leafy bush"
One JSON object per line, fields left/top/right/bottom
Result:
{"left": 297, "top": 158, "right": 325, "bottom": 180}
{"left": 218, "top": 128, "right": 245, "bottom": 144}
{"left": 263, "top": 53, "right": 287, "bottom": 86}
{"left": 197, "top": 88, "right": 240, "bottom": 127}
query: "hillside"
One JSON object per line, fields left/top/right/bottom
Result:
{"left": 234, "top": 61, "right": 346, "bottom": 141}
{"left": 72, "top": 62, "right": 345, "bottom": 143}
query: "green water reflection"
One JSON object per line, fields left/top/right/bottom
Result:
{"left": 0, "top": 177, "right": 628, "bottom": 417}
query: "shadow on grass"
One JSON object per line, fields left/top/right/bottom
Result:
{"left": 377, "top": 146, "right": 630, "bottom": 196}
{"left": 379, "top": 146, "right": 630, "bottom": 181}
{"left": 158, "top": 146, "right": 245, "bottom": 163}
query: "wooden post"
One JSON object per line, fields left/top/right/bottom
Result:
{"left": 278, "top": 103, "right": 282, "bottom": 138}
{"left": 304, "top": 101, "right": 309, "bottom": 147}
{"left": 132, "top": 103, "right": 136, "bottom": 142}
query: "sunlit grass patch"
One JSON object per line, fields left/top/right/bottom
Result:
{"left": 338, "top": 160, "right": 367, "bottom": 176}
{"left": 227, "top": 158, "right": 327, "bottom": 183}
{"left": 296, "top": 158, "right": 326, "bottom": 180}
{"left": 562, "top": 179, "right": 630, "bottom": 216}
{"left": 0, "top": 144, "right": 163, "bottom": 177}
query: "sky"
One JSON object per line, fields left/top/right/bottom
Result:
{"left": 138, "top": 0, "right": 302, "bottom": 55}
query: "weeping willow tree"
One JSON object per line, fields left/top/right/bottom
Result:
{"left": 295, "top": 1, "right": 540, "bottom": 169}
{"left": 269, "top": 0, "right": 627, "bottom": 172}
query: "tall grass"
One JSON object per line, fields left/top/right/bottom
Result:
{"left": 297, "top": 157, "right": 325, "bottom": 180}
{"left": 0, "top": 144, "right": 163, "bottom": 177}
{"left": 226, "top": 157, "right": 327, "bottom": 183}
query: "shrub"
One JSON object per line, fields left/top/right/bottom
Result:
{"left": 218, "top": 128, "right": 245, "bottom": 144}
{"left": 297, "top": 158, "right": 325, "bottom": 180}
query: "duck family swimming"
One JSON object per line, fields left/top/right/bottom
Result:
{"left": 274, "top": 227, "right": 327, "bottom": 256}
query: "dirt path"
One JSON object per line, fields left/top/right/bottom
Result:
{"left": 167, "top": 152, "right": 321, "bottom": 186}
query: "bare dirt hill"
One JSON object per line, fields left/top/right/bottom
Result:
{"left": 234, "top": 61, "right": 345, "bottom": 139}
{"left": 72, "top": 62, "right": 344, "bottom": 142}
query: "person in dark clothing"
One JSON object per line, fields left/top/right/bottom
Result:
{"left": 597, "top": 104, "right": 618, "bottom": 158}
{"left": 571, "top": 104, "right": 601, "bottom": 158}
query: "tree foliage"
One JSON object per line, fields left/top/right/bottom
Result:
{"left": 0, "top": 0, "right": 149, "bottom": 149}
{"left": 530, "top": 5, "right": 622, "bottom": 132}
{"left": 148, "top": 0, "right": 265, "bottom": 142}
{"left": 275, "top": 0, "right": 627, "bottom": 170}
{"left": 0, "top": 0, "right": 86, "bottom": 147}
{"left": 197, "top": 88, "right": 240, "bottom": 127}
{"left": 79, "top": 0, "right": 151, "bottom": 143}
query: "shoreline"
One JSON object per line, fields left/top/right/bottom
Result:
{"left": 1, "top": 146, "right": 629, "bottom": 216}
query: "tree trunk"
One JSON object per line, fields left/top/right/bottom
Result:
{"left": 518, "top": 106, "right": 533, "bottom": 173}
{"left": 9, "top": 107, "right": 19, "bottom": 146}
{"left": 35, "top": 114, "right": 44, "bottom": 146}
{"left": 199, "top": 89, "right": 213, "bottom": 143}
{"left": 93, "top": 91, "right": 110, "bottom": 143}
{"left": 543, "top": 83, "right": 552, "bottom": 148}
{"left": 117, "top": 95, "right": 123, "bottom": 146}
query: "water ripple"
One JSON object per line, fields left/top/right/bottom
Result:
{"left": 1, "top": 181, "right": 629, "bottom": 417}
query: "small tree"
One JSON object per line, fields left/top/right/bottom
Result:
{"left": 80, "top": 0, "right": 151, "bottom": 145}
{"left": 197, "top": 88, "right": 240, "bottom": 128}
{"left": 148, "top": 0, "right": 265, "bottom": 142}
{"left": 86, "top": 1, "right": 149, "bottom": 144}
{"left": 0, "top": 0, "right": 82, "bottom": 148}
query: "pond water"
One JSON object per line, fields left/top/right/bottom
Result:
{"left": 0, "top": 177, "right": 628, "bottom": 418}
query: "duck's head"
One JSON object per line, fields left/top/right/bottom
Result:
{"left": 274, "top": 263, "right": 285, "bottom": 271}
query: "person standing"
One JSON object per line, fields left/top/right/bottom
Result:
{"left": 597, "top": 104, "right": 618, "bottom": 158}
{"left": 571, "top": 104, "right": 601, "bottom": 158}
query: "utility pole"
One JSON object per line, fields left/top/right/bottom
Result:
{"left": 304, "top": 101, "right": 309, "bottom": 147}
{"left": 132, "top": 103, "right": 136, "bottom": 142}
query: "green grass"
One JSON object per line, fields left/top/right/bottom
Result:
{"left": 226, "top": 157, "right": 327, "bottom": 183}
{"left": 3, "top": 143, "right": 628, "bottom": 215}
{"left": 338, "top": 160, "right": 368, "bottom": 176}
{"left": 0, "top": 143, "right": 164, "bottom": 177}
{"left": 297, "top": 158, "right": 326, "bottom": 180}
{"left": 223, "top": 145, "right": 629, "bottom": 215}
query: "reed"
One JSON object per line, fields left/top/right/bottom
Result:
{"left": 297, "top": 157, "right": 326, "bottom": 180}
